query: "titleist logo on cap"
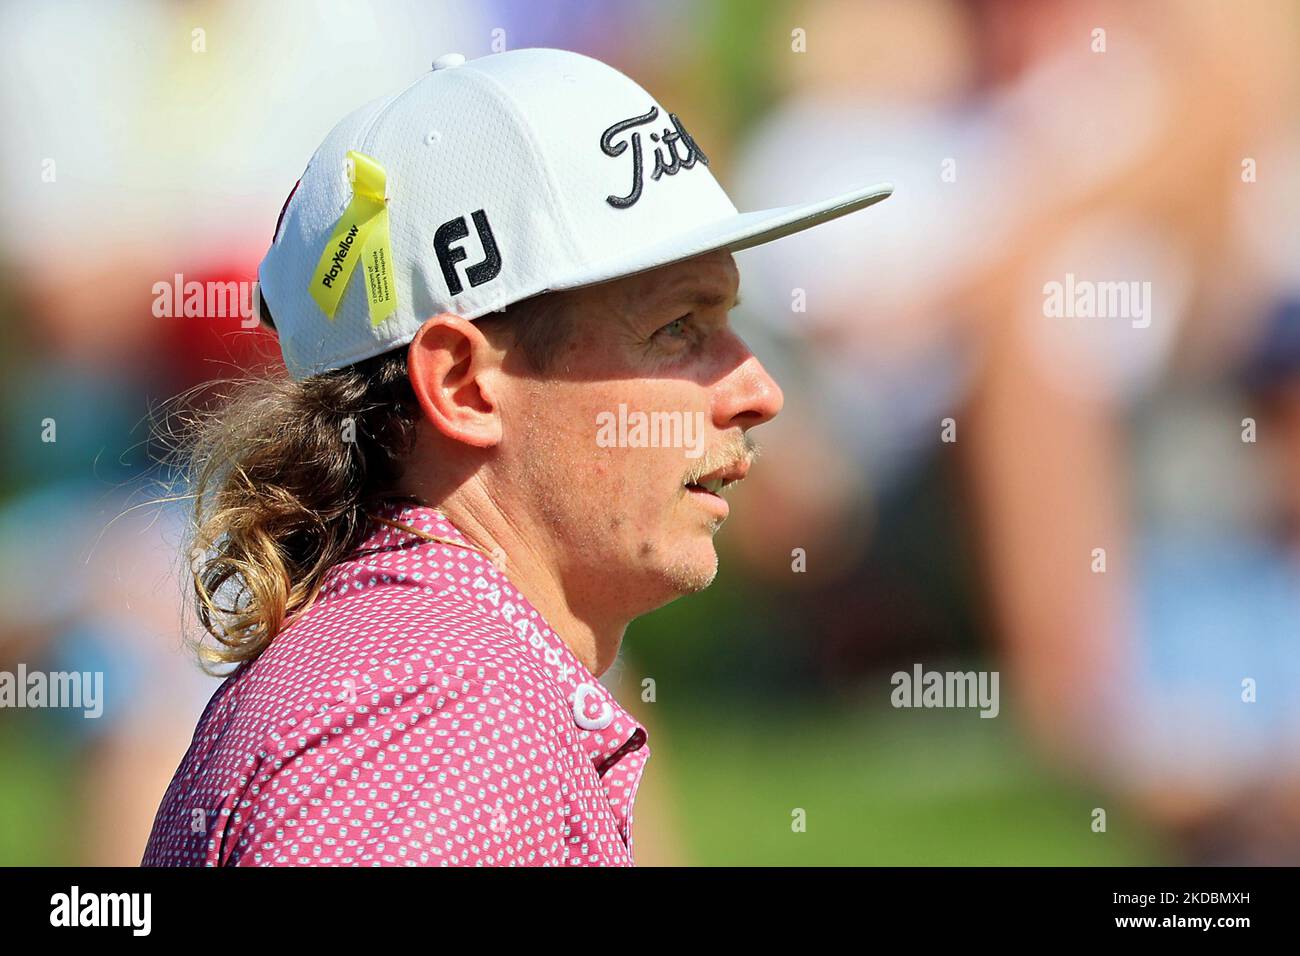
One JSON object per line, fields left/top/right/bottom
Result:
{"left": 600, "top": 105, "right": 709, "bottom": 209}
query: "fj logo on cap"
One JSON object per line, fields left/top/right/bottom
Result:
{"left": 600, "top": 106, "right": 709, "bottom": 209}
{"left": 434, "top": 209, "right": 502, "bottom": 296}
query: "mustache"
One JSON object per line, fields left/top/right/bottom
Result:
{"left": 683, "top": 432, "right": 761, "bottom": 485}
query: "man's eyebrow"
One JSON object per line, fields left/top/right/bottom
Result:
{"left": 683, "top": 289, "right": 742, "bottom": 310}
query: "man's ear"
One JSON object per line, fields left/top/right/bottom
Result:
{"left": 406, "top": 314, "right": 504, "bottom": 448}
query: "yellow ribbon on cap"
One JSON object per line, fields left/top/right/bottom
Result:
{"left": 309, "top": 150, "right": 397, "bottom": 326}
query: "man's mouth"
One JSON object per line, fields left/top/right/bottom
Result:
{"left": 685, "top": 477, "right": 729, "bottom": 495}
{"left": 683, "top": 460, "right": 750, "bottom": 512}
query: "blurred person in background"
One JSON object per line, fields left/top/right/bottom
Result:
{"left": 722, "top": 0, "right": 1300, "bottom": 863}
{"left": 723, "top": 0, "right": 1300, "bottom": 863}
{"left": 958, "top": 0, "right": 1300, "bottom": 864}
{"left": 0, "top": 486, "right": 218, "bottom": 864}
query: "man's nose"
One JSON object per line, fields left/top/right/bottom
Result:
{"left": 713, "top": 338, "right": 784, "bottom": 431}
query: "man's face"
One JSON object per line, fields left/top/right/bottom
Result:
{"left": 495, "top": 249, "right": 783, "bottom": 618}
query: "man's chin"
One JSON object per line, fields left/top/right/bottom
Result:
{"left": 659, "top": 541, "right": 719, "bottom": 596}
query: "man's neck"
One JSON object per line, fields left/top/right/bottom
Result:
{"left": 417, "top": 484, "right": 626, "bottom": 677}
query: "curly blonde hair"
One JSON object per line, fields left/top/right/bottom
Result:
{"left": 162, "top": 291, "right": 571, "bottom": 672}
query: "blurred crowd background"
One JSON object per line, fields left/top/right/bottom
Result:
{"left": 2, "top": 0, "right": 1299, "bottom": 865}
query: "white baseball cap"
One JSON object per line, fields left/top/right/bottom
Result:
{"left": 258, "top": 47, "right": 893, "bottom": 380}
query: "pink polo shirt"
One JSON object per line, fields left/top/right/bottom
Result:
{"left": 141, "top": 499, "right": 650, "bottom": 866}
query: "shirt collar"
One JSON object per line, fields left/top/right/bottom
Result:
{"left": 348, "top": 497, "right": 649, "bottom": 778}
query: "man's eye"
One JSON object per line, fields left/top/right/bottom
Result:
{"left": 655, "top": 314, "right": 693, "bottom": 341}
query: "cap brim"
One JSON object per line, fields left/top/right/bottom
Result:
{"left": 547, "top": 181, "right": 894, "bottom": 291}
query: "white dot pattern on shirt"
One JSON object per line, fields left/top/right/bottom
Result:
{"left": 141, "top": 503, "right": 649, "bottom": 866}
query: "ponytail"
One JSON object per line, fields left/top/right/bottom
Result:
{"left": 162, "top": 290, "right": 573, "bottom": 671}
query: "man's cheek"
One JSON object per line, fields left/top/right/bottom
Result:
{"left": 605, "top": 450, "right": 668, "bottom": 522}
